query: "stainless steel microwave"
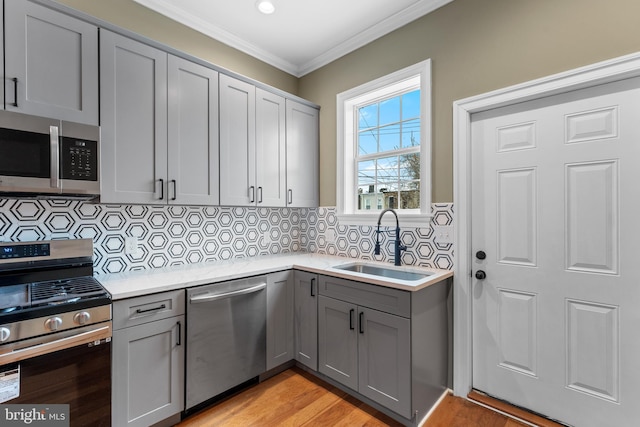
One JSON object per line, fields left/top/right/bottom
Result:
{"left": 0, "top": 110, "right": 100, "bottom": 200}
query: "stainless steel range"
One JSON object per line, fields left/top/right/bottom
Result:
{"left": 0, "top": 239, "right": 112, "bottom": 426}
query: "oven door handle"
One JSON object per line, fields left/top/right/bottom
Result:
{"left": 0, "top": 323, "right": 112, "bottom": 365}
{"left": 189, "top": 283, "right": 266, "bottom": 304}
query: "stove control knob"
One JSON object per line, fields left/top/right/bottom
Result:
{"left": 0, "top": 327, "right": 10, "bottom": 342}
{"left": 74, "top": 311, "right": 91, "bottom": 325}
{"left": 45, "top": 317, "right": 63, "bottom": 332}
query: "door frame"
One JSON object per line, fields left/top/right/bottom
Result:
{"left": 452, "top": 51, "right": 640, "bottom": 396}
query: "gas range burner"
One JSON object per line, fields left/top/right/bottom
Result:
{"left": 31, "top": 277, "right": 107, "bottom": 306}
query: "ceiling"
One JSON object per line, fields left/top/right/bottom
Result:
{"left": 132, "top": 0, "right": 454, "bottom": 77}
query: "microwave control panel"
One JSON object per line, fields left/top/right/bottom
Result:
{"left": 60, "top": 137, "right": 98, "bottom": 181}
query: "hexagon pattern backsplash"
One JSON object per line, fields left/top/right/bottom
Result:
{"left": 0, "top": 199, "right": 453, "bottom": 275}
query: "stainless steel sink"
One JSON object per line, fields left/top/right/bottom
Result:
{"left": 333, "top": 262, "right": 431, "bottom": 281}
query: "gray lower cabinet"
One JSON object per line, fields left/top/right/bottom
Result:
{"left": 112, "top": 290, "right": 185, "bottom": 427}
{"left": 318, "top": 295, "right": 411, "bottom": 418}
{"left": 266, "top": 270, "right": 294, "bottom": 370}
{"left": 318, "top": 274, "right": 450, "bottom": 425}
{"left": 293, "top": 270, "right": 318, "bottom": 370}
{"left": 3, "top": 0, "right": 99, "bottom": 124}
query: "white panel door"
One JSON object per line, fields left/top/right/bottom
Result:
{"left": 471, "top": 77, "right": 640, "bottom": 426}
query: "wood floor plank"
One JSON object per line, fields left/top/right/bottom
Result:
{"left": 178, "top": 368, "right": 532, "bottom": 427}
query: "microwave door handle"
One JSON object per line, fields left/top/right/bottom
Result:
{"left": 50, "top": 125, "right": 60, "bottom": 189}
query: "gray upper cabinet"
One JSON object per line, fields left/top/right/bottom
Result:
{"left": 266, "top": 270, "right": 294, "bottom": 371}
{"left": 293, "top": 270, "right": 318, "bottom": 371}
{"left": 3, "top": 0, "right": 98, "bottom": 124}
{"left": 167, "top": 55, "right": 219, "bottom": 206}
{"left": 256, "top": 88, "right": 287, "bottom": 207}
{"left": 100, "top": 30, "right": 219, "bottom": 205}
{"left": 219, "top": 74, "right": 256, "bottom": 206}
{"left": 286, "top": 100, "right": 319, "bottom": 207}
{"left": 219, "top": 75, "right": 287, "bottom": 207}
{"left": 100, "top": 30, "right": 168, "bottom": 204}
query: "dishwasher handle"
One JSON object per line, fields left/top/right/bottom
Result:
{"left": 189, "top": 282, "right": 266, "bottom": 304}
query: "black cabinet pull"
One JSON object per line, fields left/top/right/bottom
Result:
{"left": 288, "top": 189, "right": 293, "bottom": 205}
{"left": 349, "top": 309, "right": 355, "bottom": 330}
{"left": 310, "top": 278, "right": 316, "bottom": 297}
{"left": 176, "top": 321, "right": 182, "bottom": 346}
{"left": 12, "top": 78, "right": 18, "bottom": 107}
{"left": 171, "top": 179, "right": 177, "bottom": 201}
{"left": 249, "top": 186, "right": 255, "bottom": 203}
{"left": 135, "top": 304, "right": 166, "bottom": 314}
{"left": 258, "top": 186, "right": 263, "bottom": 203}
{"left": 359, "top": 311, "right": 364, "bottom": 334}
{"left": 158, "top": 178, "right": 164, "bottom": 200}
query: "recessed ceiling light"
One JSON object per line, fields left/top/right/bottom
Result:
{"left": 256, "top": 0, "right": 275, "bottom": 15}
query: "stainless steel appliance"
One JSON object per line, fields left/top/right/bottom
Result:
{"left": 0, "top": 110, "right": 100, "bottom": 199}
{"left": 185, "top": 276, "right": 266, "bottom": 412}
{"left": 0, "top": 239, "right": 111, "bottom": 426}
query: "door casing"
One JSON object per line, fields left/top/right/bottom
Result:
{"left": 452, "top": 51, "right": 640, "bottom": 396}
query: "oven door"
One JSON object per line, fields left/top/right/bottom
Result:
{"left": 0, "top": 323, "right": 112, "bottom": 427}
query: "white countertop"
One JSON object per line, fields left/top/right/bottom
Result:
{"left": 99, "top": 253, "right": 453, "bottom": 300}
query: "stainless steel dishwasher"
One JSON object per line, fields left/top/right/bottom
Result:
{"left": 185, "top": 276, "right": 267, "bottom": 412}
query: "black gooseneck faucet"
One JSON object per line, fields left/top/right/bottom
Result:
{"left": 374, "top": 208, "right": 407, "bottom": 266}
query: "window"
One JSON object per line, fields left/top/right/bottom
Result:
{"left": 337, "top": 60, "right": 432, "bottom": 227}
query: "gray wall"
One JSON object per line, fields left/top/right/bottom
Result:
{"left": 298, "top": 0, "right": 640, "bottom": 204}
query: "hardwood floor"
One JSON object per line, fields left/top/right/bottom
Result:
{"left": 177, "top": 367, "right": 527, "bottom": 427}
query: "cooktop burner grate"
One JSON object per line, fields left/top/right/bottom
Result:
{"left": 31, "top": 276, "right": 106, "bottom": 304}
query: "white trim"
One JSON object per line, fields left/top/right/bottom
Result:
{"left": 133, "top": 0, "right": 452, "bottom": 77}
{"left": 453, "top": 51, "right": 640, "bottom": 397}
{"left": 337, "top": 59, "right": 432, "bottom": 227}
{"left": 417, "top": 388, "right": 451, "bottom": 426}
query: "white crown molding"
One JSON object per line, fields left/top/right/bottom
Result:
{"left": 133, "top": 0, "right": 453, "bottom": 77}
{"left": 133, "top": 0, "right": 299, "bottom": 75}
{"left": 298, "top": 0, "right": 453, "bottom": 76}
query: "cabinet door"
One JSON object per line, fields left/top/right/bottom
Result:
{"left": 219, "top": 74, "right": 256, "bottom": 206}
{"left": 100, "top": 30, "right": 168, "bottom": 204}
{"left": 318, "top": 295, "right": 358, "bottom": 390}
{"left": 358, "top": 307, "right": 411, "bottom": 418}
{"left": 256, "top": 88, "right": 286, "bottom": 207}
{"left": 112, "top": 316, "right": 185, "bottom": 427}
{"left": 167, "top": 55, "right": 219, "bottom": 205}
{"left": 266, "top": 270, "right": 294, "bottom": 370}
{"left": 286, "top": 100, "right": 319, "bottom": 207}
{"left": 4, "top": 0, "right": 98, "bottom": 124}
{"left": 293, "top": 271, "right": 318, "bottom": 370}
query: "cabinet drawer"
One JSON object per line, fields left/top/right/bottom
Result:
{"left": 113, "top": 290, "right": 185, "bottom": 330}
{"left": 318, "top": 275, "right": 410, "bottom": 318}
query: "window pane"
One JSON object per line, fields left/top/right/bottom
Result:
{"left": 402, "top": 119, "right": 420, "bottom": 148}
{"left": 402, "top": 90, "right": 420, "bottom": 120}
{"left": 358, "top": 160, "right": 376, "bottom": 191}
{"left": 358, "top": 130, "right": 377, "bottom": 155}
{"left": 380, "top": 96, "right": 400, "bottom": 126}
{"left": 358, "top": 104, "right": 378, "bottom": 130}
{"left": 376, "top": 156, "right": 398, "bottom": 184}
{"left": 400, "top": 152, "right": 420, "bottom": 181}
{"left": 379, "top": 124, "right": 400, "bottom": 152}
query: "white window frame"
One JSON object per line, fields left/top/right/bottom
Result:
{"left": 336, "top": 59, "right": 432, "bottom": 227}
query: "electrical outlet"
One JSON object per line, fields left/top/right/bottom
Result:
{"left": 125, "top": 237, "right": 138, "bottom": 255}
{"left": 262, "top": 232, "right": 271, "bottom": 244}
{"left": 433, "top": 225, "right": 454, "bottom": 244}
{"left": 326, "top": 229, "right": 337, "bottom": 243}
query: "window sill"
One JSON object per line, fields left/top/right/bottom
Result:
{"left": 337, "top": 212, "right": 433, "bottom": 228}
